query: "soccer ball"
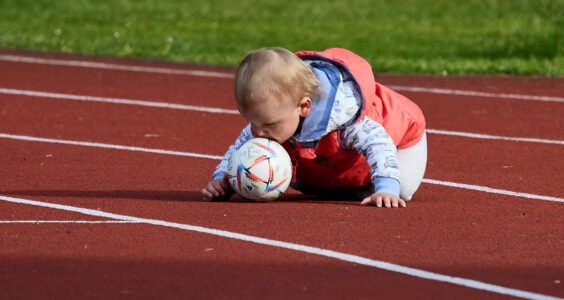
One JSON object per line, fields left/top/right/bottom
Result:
{"left": 226, "top": 138, "right": 292, "bottom": 201}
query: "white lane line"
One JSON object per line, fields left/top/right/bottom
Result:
{"left": 0, "top": 88, "right": 239, "bottom": 114}
{"left": 426, "top": 129, "right": 564, "bottom": 145}
{"left": 388, "top": 85, "right": 564, "bottom": 103}
{"left": 422, "top": 179, "right": 564, "bottom": 203}
{"left": 0, "top": 133, "right": 224, "bottom": 160}
{"left": 0, "top": 220, "right": 140, "bottom": 224}
{"left": 0, "top": 54, "right": 235, "bottom": 79}
{"left": 1, "top": 132, "right": 562, "bottom": 204}
{"left": 0, "top": 195, "right": 560, "bottom": 300}
{"left": 1, "top": 88, "right": 562, "bottom": 146}
{"left": 2, "top": 54, "right": 564, "bottom": 103}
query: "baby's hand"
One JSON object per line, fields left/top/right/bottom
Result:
{"left": 202, "top": 178, "right": 231, "bottom": 201}
{"left": 360, "top": 192, "right": 406, "bottom": 208}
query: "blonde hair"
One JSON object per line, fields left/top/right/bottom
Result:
{"left": 235, "top": 47, "right": 321, "bottom": 111}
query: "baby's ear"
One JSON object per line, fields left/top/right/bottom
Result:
{"left": 298, "top": 97, "right": 311, "bottom": 117}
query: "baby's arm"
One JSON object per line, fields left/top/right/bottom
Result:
{"left": 202, "top": 124, "right": 254, "bottom": 201}
{"left": 340, "top": 117, "right": 406, "bottom": 207}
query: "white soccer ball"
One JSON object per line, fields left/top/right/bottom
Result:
{"left": 226, "top": 138, "right": 292, "bottom": 201}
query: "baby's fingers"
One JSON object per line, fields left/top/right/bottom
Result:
{"left": 397, "top": 198, "right": 407, "bottom": 208}
{"left": 360, "top": 196, "right": 383, "bottom": 207}
{"left": 202, "top": 180, "right": 227, "bottom": 200}
{"left": 360, "top": 197, "right": 372, "bottom": 206}
{"left": 360, "top": 193, "right": 406, "bottom": 208}
{"left": 211, "top": 181, "right": 227, "bottom": 196}
{"left": 386, "top": 196, "right": 406, "bottom": 208}
{"left": 201, "top": 188, "right": 215, "bottom": 201}
{"left": 383, "top": 197, "right": 392, "bottom": 208}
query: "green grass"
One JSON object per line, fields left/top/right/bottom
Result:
{"left": 1, "top": 0, "right": 563, "bottom": 76}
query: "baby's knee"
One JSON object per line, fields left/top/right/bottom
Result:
{"left": 400, "top": 191, "right": 413, "bottom": 202}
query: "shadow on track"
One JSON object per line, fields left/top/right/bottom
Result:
{"left": 2, "top": 189, "right": 358, "bottom": 205}
{"left": 2, "top": 189, "right": 204, "bottom": 202}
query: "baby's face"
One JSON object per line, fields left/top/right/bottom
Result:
{"left": 239, "top": 94, "right": 309, "bottom": 144}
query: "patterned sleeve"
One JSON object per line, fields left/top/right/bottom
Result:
{"left": 212, "top": 124, "right": 255, "bottom": 180}
{"left": 339, "top": 117, "right": 401, "bottom": 194}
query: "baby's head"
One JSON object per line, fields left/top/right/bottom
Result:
{"left": 234, "top": 47, "right": 321, "bottom": 143}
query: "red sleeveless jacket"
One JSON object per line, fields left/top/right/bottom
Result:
{"left": 282, "top": 48, "right": 426, "bottom": 189}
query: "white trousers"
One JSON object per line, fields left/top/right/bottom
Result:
{"left": 398, "top": 132, "right": 428, "bottom": 201}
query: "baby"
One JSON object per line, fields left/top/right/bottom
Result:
{"left": 202, "top": 47, "right": 427, "bottom": 208}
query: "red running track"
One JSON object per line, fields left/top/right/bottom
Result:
{"left": 0, "top": 50, "right": 563, "bottom": 300}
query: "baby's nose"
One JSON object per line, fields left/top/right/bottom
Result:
{"left": 256, "top": 130, "right": 269, "bottom": 138}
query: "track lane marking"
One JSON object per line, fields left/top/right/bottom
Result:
{"left": 0, "top": 132, "right": 562, "bottom": 203}
{"left": 1, "top": 88, "right": 562, "bottom": 145}
{"left": 426, "top": 129, "right": 564, "bottom": 145}
{"left": 0, "top": 195, "right": 560, "bottom": 300}
{"left": 0, "top": 88, "right": 239, "bottom": 114}
{"left": 0, "top": 220, "right": 140, "bottom": 224}
{"left": 0, "top": 54, "right": 235, "bottom": 78}
{"left": 388, "top": 85, "right": 564, "bottom": 103}
{"left": 0, "top": 133, "right": 224, "bottom": 160}
{"left": 1, "top": 54, "right": 563, "bottom": 103}
{"left": 421, "top": 179, "right": 563, "bottom": 203}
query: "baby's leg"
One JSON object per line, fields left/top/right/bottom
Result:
{"left": 397, "top": 132, "right": 428, "bottom": 201}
